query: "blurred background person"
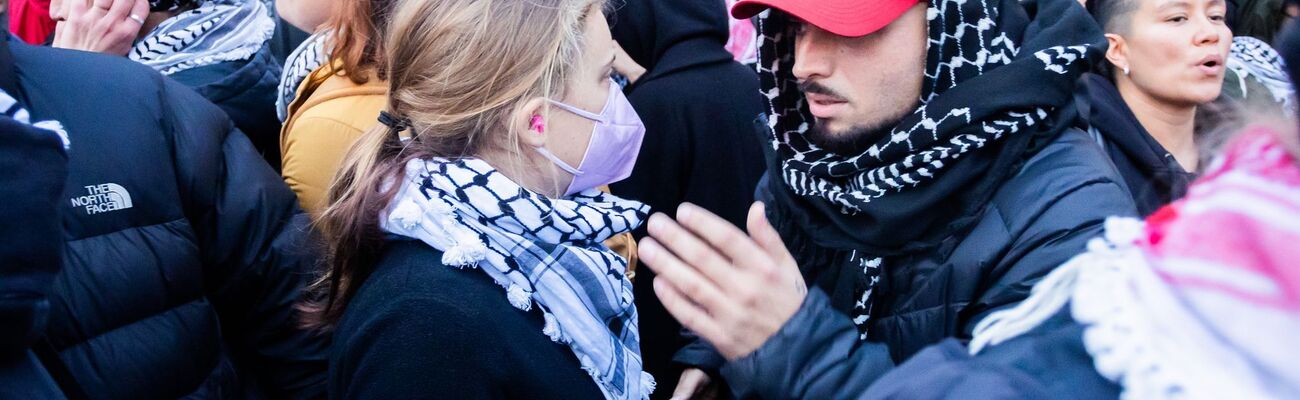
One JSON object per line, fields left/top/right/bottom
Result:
{"left": 277, "top": 0, "right": 391, "bottom": 216}
{"left": 1078, "top": 0, "right": 1233, "bottom": 216}
{"left": 606, "top": 0, "right": 765, "bottom": 397}
{"left": 50, "top": 0, "right": 284, "bottom": 169}
{"left": 8, "top": 0, "right": 57, "bottom": 44}
{"left": 722, "top": 0, "right": 757, "bottom": 65}
{"left": 1197, "top": 35, "right": 1294, "bottom": 147}
{"left": 306, "top": 0, "right": 653, "bottom": 398}
{"left": 1194, "top": 0, "right": 1296, "bottom": 139}
{"left": 1225, "top": 0, "right": 1286, "bottom": 43}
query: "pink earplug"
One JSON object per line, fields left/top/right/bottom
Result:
{"left": 530, "top": 115, "right": 545, "bottom": 134}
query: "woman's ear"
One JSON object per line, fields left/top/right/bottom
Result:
{"left": 517, "top": 97, "right": 548, "bottom": 149}
{"left": 1104, "top": 33, "right": 1129, "bottom": 74}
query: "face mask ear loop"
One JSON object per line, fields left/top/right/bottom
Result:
{"left": 536, "top": 147, "right": 584, "bottom": 175}
{"left": 546, "top": 99, "right": 605, "bottom": 123}
{"left": 546, "top": 81, "right": 617, "bottom": 123}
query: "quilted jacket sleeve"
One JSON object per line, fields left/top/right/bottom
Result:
{"left": 161, "top": 78, "right": 328, "bottom": 400}
{"left": 0, "top": 116, "right": 68, "bottom": 356}
{"left": 720, "top": 289, "right": 895, "bottom": 399}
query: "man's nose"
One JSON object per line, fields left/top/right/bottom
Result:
{"left": 792, "top": 25, "right": 835, "bottom": 82}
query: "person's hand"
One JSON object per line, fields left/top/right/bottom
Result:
{"left": 638, "top": 202, "right": 806, "bottom": 361}
{"left": 670, "top": 368, "right": 719, "bottom": 400}
{"left": 612, "top": 42, "right": 646, "bottom": 84}
{"left": 51, "top": 0, "right": 148, "bottom": 56}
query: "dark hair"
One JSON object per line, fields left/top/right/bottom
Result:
{"left": 324, "top": 0, "right": 398, "bottom": 84}
{"left": 1281, "top": 21, "right": 1300, "bottom": 117}
{"left": 1225, "top": 0, "right": 1288, "bottom": 43}
{"left": 1087, "top": 0, "right": 1140, "bottom": 79}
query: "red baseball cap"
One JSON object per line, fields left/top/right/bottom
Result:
{"left": 731, "top": 0, "right": 922, "bottom": 38}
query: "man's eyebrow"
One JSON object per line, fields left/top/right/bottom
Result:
{"left": 1155, "top": 0, "right": 1193, "bottom": 11}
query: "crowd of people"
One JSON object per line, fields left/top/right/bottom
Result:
{"left": 0, "top": 0, "right": 1297, "bottom": 398}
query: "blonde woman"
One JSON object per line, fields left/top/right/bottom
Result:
{"left": 302, "top": 0, "right": 654, "bottom": 398}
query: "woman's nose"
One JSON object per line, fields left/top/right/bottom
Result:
{"left": 1192, "top": 16, "right": 1226, "bottom": 46}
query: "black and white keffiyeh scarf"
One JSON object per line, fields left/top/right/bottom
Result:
{"left": 754, "top": 0, "right": 1105, "bottom": 338}
{"left": 149, "top": 0, "right": 194, "bottom": 12}
{"left": 382, "top": 158, "right": 655, "bottom": 400}
{"left": 276, "top": 30, "right": 330, "bottom": 121}
{"left": 1228, "top": 36, "right": 1295, "bottom": 111}
{"left": 130, "top": 0, "right": 275, "bottom": 76}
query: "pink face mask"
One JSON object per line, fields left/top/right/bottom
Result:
{"left": 536, "top": 81, "right": 646, "bottom": 196}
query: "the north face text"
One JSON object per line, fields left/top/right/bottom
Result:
{"left": 70, "top": 183, "right": 134, "bottom": 215}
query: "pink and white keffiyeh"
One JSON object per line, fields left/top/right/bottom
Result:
{"left": 971, "top": 125, "right": 1300, "bottom": 399}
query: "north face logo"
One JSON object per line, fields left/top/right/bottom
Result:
{"left": 70, "top": 183, "right": 134, "bottom": 215}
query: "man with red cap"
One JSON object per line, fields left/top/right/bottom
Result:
{"left": 638, "top": 0, "right": 1138, "bottom": 397}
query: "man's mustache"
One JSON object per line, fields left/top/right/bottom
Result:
{"left": 798, "top": 81, "right": 848, "bottom": 102}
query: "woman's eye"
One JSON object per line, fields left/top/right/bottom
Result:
{"left": 1209, "top": 14, "right": 1225, "bottom": 22}
{"left": 1167, "top": 15, "right": 1188, "bottom": 23}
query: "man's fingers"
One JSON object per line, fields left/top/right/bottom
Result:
{"left": 50, "top": 0, "right": 69, "bottom": 21}
{"left": 130, "top": 0, "right": 148, "bottom": 23}
{"left": 675, "top": 203, "right": 772, "bottom": 273}
{"left": 52, "top": 23, "right": 66, "bottom": 47}
{"left": 103, "top": 0, "right": 133, "bottom": 22}
{"left": 747, "top": 202, "right": 796, "bottom": 268}
{"left": 67, "top": 0, "right": 100, "bottom": 29}
{"left": 670, "top": 368, "right": 710, "bottom": 400}
{"left": 638, "top": 237, "right": 731, "bottom": 313}
{"left": 67, "top": 0, "right": 91, "bottom": 18}
{"left": 653, "top": 278, "right": 729, "bottom": 351}
{"left": 82, "top": 0, "right": 110, "bottom": 19}
{"left": 646, "top": 213, "right": 735, "bottom": 288}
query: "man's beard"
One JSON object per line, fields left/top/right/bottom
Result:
{"left": 807, "top": 115, "right": 907, "bottom": 157}
{"left": 799, "top": 80, "right": 915, "bottom": 157}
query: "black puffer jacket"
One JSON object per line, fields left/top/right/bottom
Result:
{"left": 0, "top": 113, "right": 67, "bottom": 358}
{"left": 698, "top": 0, "right": 1136, "bottom": 395}
{"left": 170, "top": 44, "right": 284, "bottom": 170}
{"left": 768, "top": 294, "right": 1120, "bottom": 399}
{"left": 723, "top": 127, "right": 1135, "bottom": 399}
{"left": 3, "top": 35, "right": 327, "bottom": 399}
{"left": 0, "top": 113, "right": 69, "bottom": 400}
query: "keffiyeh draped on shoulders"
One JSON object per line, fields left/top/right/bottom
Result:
{"left": 1227, "top": 36, "right": 1295, "bottom": 111}
{"left": 971, "top": 126, "right": 1300, "bottom": 399}
{"left": 276, "top": 30, "right": 330, "bottom": 121}
{"left": 382, "top": 158, "right": 655, "bottom": 400}
{"left": 130, "top": 0, "right": 275, "bottom": 76}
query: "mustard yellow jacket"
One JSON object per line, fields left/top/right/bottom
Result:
{"left": 280, "top": 63, "right": 386, "bottom": 217}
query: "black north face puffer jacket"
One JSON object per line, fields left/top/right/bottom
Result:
{"left": 2, "top": 35, "right": 327, "bottom": 399}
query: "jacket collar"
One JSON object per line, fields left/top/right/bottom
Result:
{"left": 1081, "top": 73, "right": 1194, "bottom": 178}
